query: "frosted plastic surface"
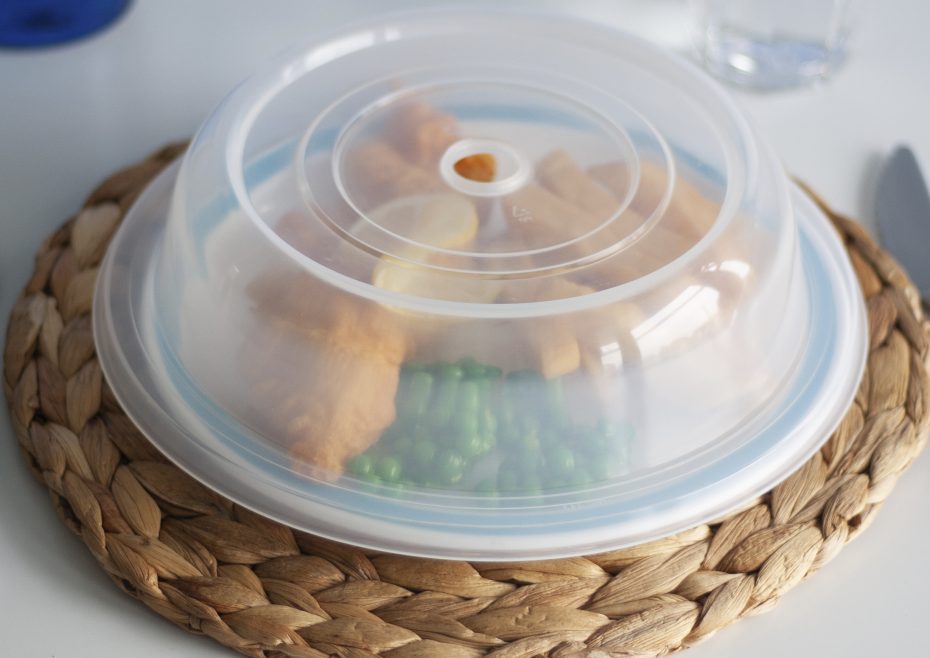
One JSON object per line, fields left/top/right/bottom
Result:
{"left": 94, "top": 9, "right": 866, "bottom": 558}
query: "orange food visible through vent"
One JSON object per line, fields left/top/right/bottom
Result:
{"left": 453, "top": 153, "right": 497, "bottom": 182}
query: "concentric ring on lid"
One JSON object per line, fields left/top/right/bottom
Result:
{"left": 291, "top": 74, "right": 677, "bottom": 280}
{"left": 217, "top": 16, "right": 756, "bottom": 312}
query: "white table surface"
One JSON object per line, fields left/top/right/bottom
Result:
{"left": 1, "top": 1, "right": 928, "bottom": 656}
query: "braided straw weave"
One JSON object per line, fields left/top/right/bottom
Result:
{"left": 4, "top": 144, "right": 930, "bottom": 658}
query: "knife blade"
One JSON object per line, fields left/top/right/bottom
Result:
{"left": 876, "top": 146, "right": 930, "bottom": 304}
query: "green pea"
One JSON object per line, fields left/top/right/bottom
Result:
{"left": 480, "top": 431, "right": 496, "bottom": 453}
{"left": 455, "top": 431, "right": 484, "bottom": 459}
{"left": 392, "top": 435, "right": 415, "bottom": 457}
{"left": 588, "top": 458, "right": 611, "bottom": 482}
{"left": 456, "top": 356, "right": 486, "bottom": 378}
{"left": 497, "top": 469, "right": 520, "bottom": 492}
{"left": 439, "top": 363, "right": 465, "bottom": 381}
{"left": 484, "top": 365, "right": 503, "bottom": 379}
{"left": 356, "top": 472, "right": 383, "bottom": 492}
{"left": 406, "top": 371, "right": 434, "bottom": 417}
{"left": 505, "top": 373, "right": 527, "bottom": 410}
{"left": 568, "top": 468, "right": 592, "bottom": 489}
{"left": 597, "top": 418, "right": 635, "bottom": 442}
{"left": 547, "top": 477, "right": 569, "bottom": 491}
{"left": 496, "top": 388, "right": 517, "bottom": 422}
{"left": 394, "top": 414, "right": 422, "bottom": 438}
{"left": 475, "top": 378, "right": 491, "bottom": 405}
{"left": 479, "top": 408, "right": 497, "bottom": 436}
{"left": 518, "top": 453, "right": 543, "bottom": 477}
{"left": 596, "top": 418, "right": 616, "bottom": 436}
{"left": 509, "top": 369, "right": 544, "bottom": 407}
{"left": 551, "top": 409, "right": 573, "bottom": 433}
{"left": 395, "top": 374, "right": 415, "bottom": 418}
{"left": 497, "top": 405, "right": 515, "bottom": 430}
{"left": 616, "top": 419, "right": 635, "bottom": 443}
{"left": 506, "top": 368, "right": 540, "bottom": 382}
{"left": 453, "top": 410, "right": 480, "bottom": 437}
{"left": 498, "top": 432, "right": 520, "bottom": 455}
{"left": 438, "top": 462, "right": 465, "bottom": 486}
{"left": 520, "top": 414, "right": 541, "bottom": 436}
{"left": 346, "top": 454, "right": 374, "bottom": 477}
{"left": 411, "top": 440, "right": 437, "bottom": 470}
{"left": 518, "top": 429, "right": 541, "bottom": 456}
{"left": 545, "top": 377, "right": 566, "bottom": 412}
{"left": 413, "top": 422, "right": 432, "bottom": 442}
{"left": 379, "top": 424, "right": 401, "bottom": 443}
{"left": 435, "top": 449, "right": 466, "bottom": 485}
{"left": 540, "top": 430, "right": 561, "bottom": 448}
{"left": 474, "top": 478, "right": 496, "bottom": 495}
{"left": 376, "top": 456, "right": 403, "bottom": 482}
{"left": 614, "top": 442, "right": 631, "bottom": 466}
{"left": 430, "top": 377, "right": 460, "bottom": 428}
{"left": 519, "top": 473, "right": 543, "bottom": 495}
{"left": 384, "top": 481, "right": 408, "bottom": 497}
{"left": 547, "top": 446, "right": 576, "bottom": 478}
{"left": 458, "top": 380, "right": 481, "bottom": 415}
{"left": 581, "top": 428, "right": 610, "bottom": 457}
{"left": 394, "top": 377, "right": 411, "bottom": 410}
{"left": 496, "top": 417, "right": 516, "bottom": 442}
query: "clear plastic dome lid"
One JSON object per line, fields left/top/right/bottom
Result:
{"left": 94, "top": 8, "right": 866, "bottom": 559}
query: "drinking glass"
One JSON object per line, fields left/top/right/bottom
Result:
{"left": 691, "top": 0, "right": 857, "bottom": 90}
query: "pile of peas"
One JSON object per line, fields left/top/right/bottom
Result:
{"left": 345, "top": 357, "right": 632, "bottom": 495}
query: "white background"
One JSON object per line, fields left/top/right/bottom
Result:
{"left": 1, "top": 1, "right": 929, "bottom": 656}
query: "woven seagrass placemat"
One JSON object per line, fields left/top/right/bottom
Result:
{"left": 4, "top": 144, "right": 930, "bottom": 658}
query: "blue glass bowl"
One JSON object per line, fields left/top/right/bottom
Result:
{"left": 0, "top": 0, "right": 129, "bottom": 48}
